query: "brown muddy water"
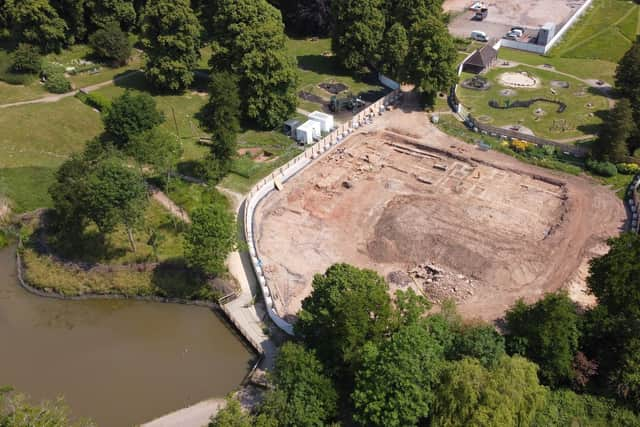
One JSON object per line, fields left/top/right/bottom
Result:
{"left": 0, "top": 246, "right": 253, "bottom": 426}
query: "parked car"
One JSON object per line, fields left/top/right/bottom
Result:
{"left": 473, "top": 8, "right": 489, "bottom": 21}
{"left": 470, "top": 1, "right": 486, "bottom": 11}
{"left": 471, "top": 30, "right": 488, "bottom": 42}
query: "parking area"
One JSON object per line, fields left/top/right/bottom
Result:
{"left": 446, "top": 0, "right": 587, "bottom": 41}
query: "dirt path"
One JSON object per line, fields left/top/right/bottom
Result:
{"left": 141, "top": 398, "right": 225, "bottom": 427}
{"left": 149, "top": 186, "right": 191, "bottom": 223}
{"left": 0, "top": 70, "right": 141, "bottom": 109}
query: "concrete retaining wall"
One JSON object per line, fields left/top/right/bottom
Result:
{"left": 243, "top": 90, "right": 401, "bottom": 335}
{"left": 544, "top": 0, "right": 595, "bottom": 54}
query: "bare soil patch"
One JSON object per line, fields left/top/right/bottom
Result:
{"left": 254, "top": 110, "right": 624, "bottom": 321}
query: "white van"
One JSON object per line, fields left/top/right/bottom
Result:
{"left": 470, "top": 30, "right": 488, "bottom": 42}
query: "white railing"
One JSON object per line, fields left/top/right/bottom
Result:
{"left": 243, "top": 90, "right": 401, "bottom": 335}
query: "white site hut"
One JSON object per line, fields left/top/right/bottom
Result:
{"left": 296, "top": 120, "right": 321, "bottom": 145}
{"left": 308, "top": 111, "right": 334, "bottom": 133}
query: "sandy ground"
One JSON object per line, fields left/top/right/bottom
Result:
{"left": 446, "top": 0, "right": 586, "bottom": 40}
{"left": 254, "top": 108, "right": 625, "bottom": 322}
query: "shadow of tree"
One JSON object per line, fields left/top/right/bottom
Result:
{"left": 576, "top": 109, "right": 608, "bottom": 136}
{"left": 151, "top": 258, "right": 209, "bottom": 299}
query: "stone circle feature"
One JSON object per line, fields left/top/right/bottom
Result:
{"left": 498, "top": 71, "right": 539, "bottom": 88}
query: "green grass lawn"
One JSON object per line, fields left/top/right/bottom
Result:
{"left": 457, "top": 65, "right": 609, "bottom": 140}
{"left": 0, "top": 50, "right": 48, "bottom": 104}
{"left": 165, "top": 179, "right": 229, "bottom": 216}
{"left": 0, "top": 97, "right": 103, "bottom": 212}
{"left": 494, "top": 0, "right": 638, "bottom": 84}
{"left": 286, "top": 37, "right": 386, "bottom": 112}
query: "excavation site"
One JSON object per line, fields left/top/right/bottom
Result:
{"left": 254, "top": 111, "right": 625, "bottom": 321}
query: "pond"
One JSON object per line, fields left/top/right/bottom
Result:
{"left": 0, "top": 245, "right": 253, "bottom": 426}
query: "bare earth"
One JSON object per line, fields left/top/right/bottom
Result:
{"left": 446, "top": 0, "right": 586, "bottom": 40}
{"left": 254, "top": 109, "right": 625, "bottom": 322}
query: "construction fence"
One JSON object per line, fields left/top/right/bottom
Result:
{"left": 243, "top": 89, "right": 401, "bottom": 335}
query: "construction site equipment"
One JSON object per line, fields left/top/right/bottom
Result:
{"left": 296, "top": 120, "right": 321, "bottom": 145}
{"left": 283, "top": 119, "right": 300, "bottom": 137}
{"left": 330, "top": 93, "right": 366, "bottom": 113}
{"left": 308, "top": 111, "right": 335, "bottom": 132}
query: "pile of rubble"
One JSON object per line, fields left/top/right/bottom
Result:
{"left": 408, "top": 262, "right": 479, "bottom": 304}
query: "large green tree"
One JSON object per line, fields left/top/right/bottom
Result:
{"left": 352, "top": 323, "right": 444, "bottom": 427}
{"left": 103, "top": 90, "right": 165, "bottom": 147}
{"left": 505, "top": 292, "right": 581, "bottom": 387}
{"left": 0, "top": 389, "right": 94, "bottom": 427}
{"left": 50, "top": 0, "right": 86, "bottom": 44}
{"left": 404, "top": 16, "right": 457, "bottom": 96}
{"left": 184, "top": 204, "right": 237, "bottom": 276}
{"left": 209, "top": 395, "right": 253, "bottom": 427}
{"left": 331, "top": 0, "right": 385, "bottom": 73}
{"left": 432, "top": 356, "right": 547, "bottom": 427}
{"left": 594, "top": 98, "right": 633, "bottom": 162}
{"left": 201, "top": 71, "right": 241, "bottom": 164}
{"left": 127, "top": 127, "right": 183, "bottom": 188}
{"left": 9, "top": 0, "right": 68, "bottom": 53}
{"left": 295, "top": 264, "right": 393, "bottom": 383}
{"left": 616, "top": 37, "right": 640, "bottom": 116}
{"left": 387, "top": 0, "right": 444, "bottom": 27}
{"left": 378, "top": 22, "right": 408, "bottom": 82}
{"left": 85, "top": 0, "right": 135, "bottom": 32}
{"left": 207, "top": 0, "right": 297, "bottom": 129}
{"left": 449, "top": 324, "right": 506, "bottom": 368}
{"left": 89, "top": 22, "right": 131, "bottom": 65}
{"left": 257, "top": 342, "right": 338, "bottom": 426}
{"left": 140, "top": 0, "right": 201, "bottom": 92}
{"left": 83, "top": 155, "right": 148, "bottom": 252}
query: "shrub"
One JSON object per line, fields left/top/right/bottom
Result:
{"left": 586, "top": 159, "right": 618, "bottom": 177}
{"left": 44, "top": 72, "right": 72, "bottom": 94}
{"left": 77, "top": 91, "right": 111, "bottom": 112}
{"left": 510, "top": 139, "right": 532, "bottom": 152}
{"left": 89, "top": 23, "right": 131, "bottom": 66}
{"left": 616, "top": 163, "right": 640, "bottom": 175}
{"left": 11, "top": 44, "right": 42, "bottom": 74}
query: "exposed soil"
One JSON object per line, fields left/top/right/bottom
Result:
{"left": 319, "top": 82, "right": 348, "bottom": 95}
{"left": 254, "top": 109, "right": 625, "bottom": 322}
{"left": 298, "top": 91, "right": 325, "bottom": 104}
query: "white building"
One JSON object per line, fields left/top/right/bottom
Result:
{"left": 308, "top": 111, "right": 334, "bottom": 133}
{"left": 296, "top": 120, "right": 321, "bottom": 145}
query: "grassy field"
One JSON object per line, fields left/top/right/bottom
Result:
{"left": 456, "top": 65, "right": 609, "bottom": 140}
{"left": 0, "top": 97, "right": 103, "bottom": 212}
{"left": 286, "top": 37, "right": 386, "bottom": 113}
{"left": 491, "top": 0, "right": 639, "bottom": 84}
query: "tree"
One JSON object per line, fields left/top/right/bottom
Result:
{"left": 585, "top": 233, "right": 640, "bottom": 407}
{"left": 615, "top": 37, "right": 640, "bottom": 116}
{"left": 201, "top": 71, "right": 241, "bottom": 165}
{"left": 449, "top": 324, "right": 506, "bottom": 368}
{"left": 49, "top": 153, "right": 91, "bottom": 236}
{"left": 296, "top": 0, "right": 332, "bottom": 37}
{"left": 594, "top": 98, "right": 633, "bottom": 162}
{"left": 379, "top": 23, "right": 408, "bottom": 81}
{"left": 505, "top": 292, "right": 581, "bottom": 387}
{"left": 103, "top": 90, "right": 164, "bottom": 147}
{"left": 209, "top": 395, "right": 253, "bottom": 427}
{"left": 432, "top": 356, "right": 547, "bottom": 427}
{"left": 352, "top": 323, "right": 445, "bottom": 427}
{"left": 0, "top": 0, "right": 11, "bottom": 39}
{"left": 184, "top": 204, "right": 237, "bottom": 276}
{"left": 295, "top": 264, "right": 393, "bottom": 383}
{"left": 331, "top": 0, "right": 385, "bottom": 73}
{"left": 404, "top": 16, "right": 457, "bottom": 96}
{"left": 89, "top": 22, "right": 131, "bottom": 65}
{"left": 387, "top": 0, "right": 444, "bottom": 28}
{"left": 85, "top": 0, "right": 136, "bottom": 32}
{"left": 9, "top": 0, "right": 68, "bottom": 53}
{"left": 51, "top": 0, "right": 87, "bottom": 44}
{"left": 140, "top": 0, "right": 201, "bottom": 92}
{"left": 0, "top": 388, "right": 95, "bottom": 427}
{"left": 257, "top": 342, "right": 338, "bottom": 426}
{"left": 127, "top": 127, "right": 183, "bottom": 189}
{"left": 11, "top": 43, "right": 41, "bottom": 73}
{"left": 83, "top": 155, "right": 148, "bottom": 252}
{"left": 207, "top": 0, "right": 297, "bottom": 129}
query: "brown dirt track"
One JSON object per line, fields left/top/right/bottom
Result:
{"left": 254, "top": 109, "right": 625, "bottom": 322}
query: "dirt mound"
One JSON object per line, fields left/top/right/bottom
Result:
{"left": 409, "top": 262, "right": 479, "bottom": 304}
{"left": 319, "top": 82, "right": 348, "bottom": 94}
{"left": 298, "top": 91, "right": 325, "bottom": 104}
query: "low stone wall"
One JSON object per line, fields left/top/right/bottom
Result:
{"left": 243, "top": 90, "right": 401, "bottom": 335}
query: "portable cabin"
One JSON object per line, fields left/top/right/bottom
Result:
{"left": 296, "top": 120, "right": 321, "bottom": 145}
{"left": 283, "top": 119, "right": 301, "bottom": 137}
{"left": 308, "top": 111, "right": 335, "bottom": 133}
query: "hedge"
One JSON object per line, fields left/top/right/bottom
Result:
{"left": 586, "top": 159, "right": 618, "bottom": 177}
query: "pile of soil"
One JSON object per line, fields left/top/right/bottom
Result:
{"left": 408, "top": 262, "right": 479, "bottom": 304}
{"left": 298, "top": 91, "right": 325, "bottom": 104}
{"left": 550, "top": 80, "right": 570, "bottom": 88}
{"left": 319, "top": 82, "right": 348, "bottom": 94}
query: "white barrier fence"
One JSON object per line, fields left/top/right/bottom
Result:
{"left": 544, "top": 0, "right": 594, "bottom": 54}
{"left": 243, "top": 89, "right": 401, "bottom": 335}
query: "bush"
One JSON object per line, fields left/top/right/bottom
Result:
{"left": 586, "top": 159, "right": 618, "bottom": 177}
{"left": 616, "top": 163, "right": 640, "bottom": 175}
{"left": 44, "top": 72, "right": 72, "bottom": 94}
{"left": 89, "top": 23, "right": 132, "bottom": 66}
{"left": 77, "top": 91, "right": 111, "bottom": 112}
{"left": 11, "top": 44, "right": 42, "bottom": 74}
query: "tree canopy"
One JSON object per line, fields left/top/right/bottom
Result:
{"left": 505, "top": 292, "right": 581, "bottom": 387}
{"left": 594, "top": 98, "right": 633, "bottom": 162}
{"left": 207, "top": 0, "right": 298, "bottom": 129}
{"left": 89, "top": 22, "right": 131, "bottom": 66}
{"left": 103, "top": 90, "right": 165, "bottom": 147}
{"left": 184, "top": 203, "right": 237, "bottom": 276}
{"left": 8, "top": 0, "right": 68, "bottom": 53}
{"left": 140, "top": 0, "right": 201, "bottom": 92}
